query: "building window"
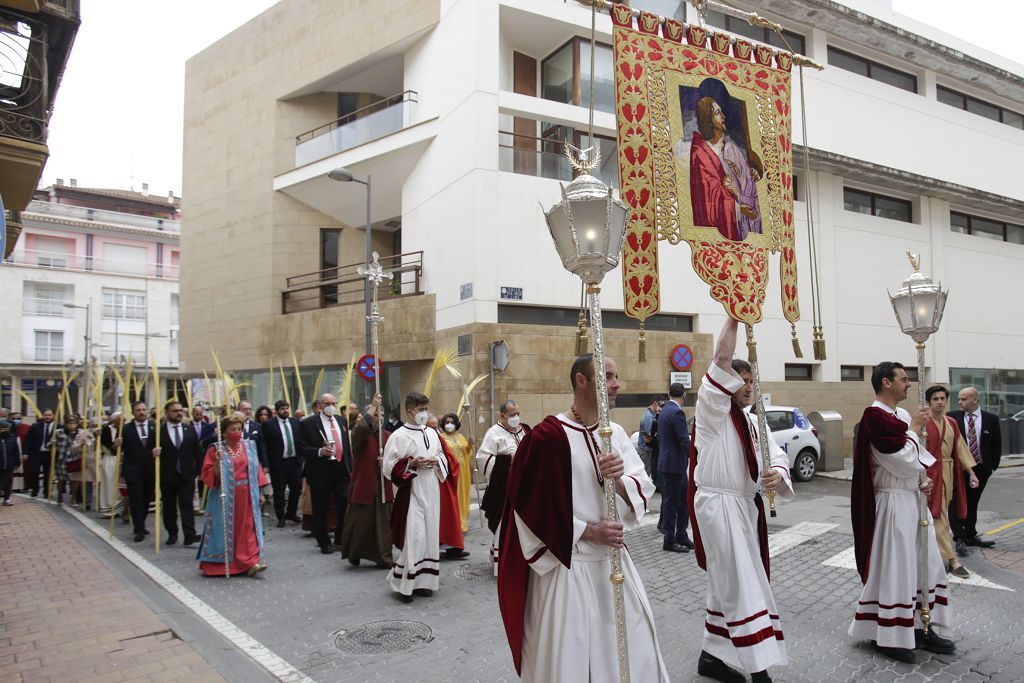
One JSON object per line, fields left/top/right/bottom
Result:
{"left": 784, "top": 363, "right": 813, "bottom": 381}
{"left": 457, "top": 334, "right": 472, "bottom": 356}
{"left": 541, "top": 38, "right": 615, "bottom": 114}
{"left": 625, "top": 1, "right": 685, "bottom": 21}
{"left": 705, "top": 10, "right": 806, "bottom": 55}
{"left": 33, "top": 235, "right": 73, "bottom": 269}
{"left": 34, "top": 331, "right": 64, "bottom": 362}
{"left": 170, "top": 294, "right": 180, "bottom": 327}
{"left": 497, "top": 304, "right": 693, "bottom": 332}
{"left": 841, "top": 365, "right": 865, "bottom": 382}
{"left": 102, "top": 289, "right": 146, "bottom": 320}
{"left": 951, "top": 211, "right": 1024, "bottom": 244}
{"left": 827, "top": 47, "right": 917, "bottom": 93}
{"left": 937, "top": 85, "right": 1024, "bottom": 130}
{"left": 24, "top": 283, "right": 71, "bottom": 317}
{"left": 320, "top": 228, "right": 341, "bottom": 306}
{"left": 843, "top": 188, "right": 913, "bottom": 223}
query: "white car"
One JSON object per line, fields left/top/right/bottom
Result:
{"left": 744, "top": 404, "right": 821, "bottom": 482}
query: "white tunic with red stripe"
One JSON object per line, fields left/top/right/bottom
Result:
{"left": 849, "top": 401, "right": 950, "bottom": 648}
{"left": 695, "top": 364, "right": 794, "bottom": 674}
{"left": 514, "top": 414, "right": 668, "bottom": 683}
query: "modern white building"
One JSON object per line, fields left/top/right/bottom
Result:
{"left": 181, "top": 0, "right": 1024, "bottom": 451}
{"left": 1, "top": 182, "right": 182, "bottom": 413}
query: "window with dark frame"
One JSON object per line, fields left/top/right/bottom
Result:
{"left": 843, "top": 188, "right": 913, "bottom": 223}
{"left": 704, "top": 10, "right": 806, "bottom": 55}
{"left": 937, "top": 85, "right": 1024, "bottom": 130}
{"left": 827, "top": 46, "right": 917, "bottom": 93}
{"left": 320, "top": 228, "right": 341, "bottom": 305}
{"left": 624, "top": 1, "right": 685, "bottom": 21}
{"left": 497, "top": 305, "right": 693, "bottom": 332}
{"left": 784, "top": 363, "right": 813, "bottom": 381}
{"left": 950, "top": 210, "right": 1024, "bottom": 245}
{"left": 841, "top": 365, "right": 865, "bottom": 382}
{"left": 541, "top": 38, "right": 615, "bottom": 115}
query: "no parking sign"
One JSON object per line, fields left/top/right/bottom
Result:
{"left": 356, "top": 354, "right": 378, "bottom": 381}
{"left": 670, "top": 343, "right": 693, "bottom": 371}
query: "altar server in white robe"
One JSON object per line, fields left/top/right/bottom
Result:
{"left": 687, "top": 318, "right": 793, "bottom": 683}
{"left": 497, "top": 353, "right": 669, "bottom": 683}
{"left": 383, "top": 391, "right": 449, "bottom": 603}
{"left": 850, "top": 361, "right": 954, "bottom": 663}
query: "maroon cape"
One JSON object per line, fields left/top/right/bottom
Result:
{"left": 496, "top": 415, "right": 573, "bottom": 675}
{"left": 925, "top": 416, "right": 967, "bottom": 520}
{"left": 851, "top": 406, "right": 914, "bottom": 584}
{"left": 349, "top": 420, "right": 393, "bottom": 506}
{"left": 687, "top": 401, "right": 770, "bottom": 581}
{"left": 437, "top": 436, "right": 464, "bottom": 550}
{"left": 389, "top": 456, "right": 417, "bottom": 551}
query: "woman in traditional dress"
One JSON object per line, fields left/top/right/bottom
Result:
{"left": 197, "top": 413, "right": 269, "bottom": 577}
{"left": 54, "top": 415, "right": 81, "bottom": 506}
{"left": 439, "top": 413, "right": 473, "bottom": 533}
{"left": 70, "top": 418, "right": 98, "bottom": 509}
{"left": 340, "top": 394, "right": 393, "bottom": 567}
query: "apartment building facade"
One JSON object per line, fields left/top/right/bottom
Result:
{"left": 180, "top": 0, "right": 1024, "bottom": 448}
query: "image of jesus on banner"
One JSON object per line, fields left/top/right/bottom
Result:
{"left": 679, "top": 77, "right": 764, "bottom": 242}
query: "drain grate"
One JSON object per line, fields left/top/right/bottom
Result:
{"left": 452, "top": 562, "right": 493, "bottom": 582}
{"left": 333, "top": 620, "right": 433, "bottom": 654}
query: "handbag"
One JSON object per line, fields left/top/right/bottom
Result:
{"left": 66, "top": 456, "right": 83, "bottom": 473}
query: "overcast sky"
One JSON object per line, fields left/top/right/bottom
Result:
{"left": 38, "top": 0, "right": 1024, "bottom": 198}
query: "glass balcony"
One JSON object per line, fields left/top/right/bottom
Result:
{"left": 295, "top": 91, "right": 418, "bottom": 167}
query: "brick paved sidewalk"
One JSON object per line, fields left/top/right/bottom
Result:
{"left": 0, "top": 499, "right": 226, "bottom": 683}
{"left": 983, "top": 518, "right": 1024, "bottom": 575}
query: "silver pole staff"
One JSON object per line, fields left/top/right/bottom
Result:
{"left": 358, "top": 252, "right": 394, "bottom": 503}
{"left": 744, "top": 324, "right": 776, "bottom": 517}
{"left": 462, "top": 397, "right": 486, "bottom": 529}
{"left": 915, "top": 341, "right": 930, "bottom": 634}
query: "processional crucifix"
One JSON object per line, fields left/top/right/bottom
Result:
{"left": 358, "top": 251, "right": 394, "bottom": 503}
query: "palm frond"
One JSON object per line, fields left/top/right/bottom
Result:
{"left": 292, "top": 352, "right": 307, "bottom": 416}
{"left": 339, "top": 354, "right": 357, "bottom": 410}
{"left": 311, "top": 368, "right": 325, "bottom": 409}
{"left": 455, "top": 373, "right": 488, "bottom": 421}
{"left": 424, "top": 346, "right": 463, "bottom": 398}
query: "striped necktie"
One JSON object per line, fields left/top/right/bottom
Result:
{"left": 967, "top": 413, "right": 981, "bottom": 465}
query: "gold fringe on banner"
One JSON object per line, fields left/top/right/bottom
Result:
{"left": 574, "top": 309, "right": 588, "bottom": 356}
{"left": 790, "top": 324, "right": 803, "bottom": 358}
{"left": 813, "top": 325, "right": 827, "bottom": 361}
{"left": 638, "top": 322, "right": 646, "bottom": 363}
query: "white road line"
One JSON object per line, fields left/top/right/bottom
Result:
{"left": 823, "top": 545, "right": 1014, "bottom": 592}
{"left": 767, "top": 522, "right": 837, "bottom": 557}
{"left": 29, "top": 497, "right": 315, "bottom": 683}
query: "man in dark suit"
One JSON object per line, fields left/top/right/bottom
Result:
{"left": 238, "top": 400, "right": 267, "bottom": 469}
{"left": 296, "top": 392, "right": 352, "bottom": 554}
{"left": 263, "top": 400, "right": 303, "bottom": 528}
{"left": 658, "top": 383, "right": 692, "bottom": 553}
{"left": 24, "top": 409, "right": 56, "bottom": 497}
{"left": 119, "top": 401, "right": 156, "bottom": 542}
{"left": 948, "top": 386, "right": 1002, "bottom": 550}
{"left": 149, "top": 400, "right": 202, "bottom": 546}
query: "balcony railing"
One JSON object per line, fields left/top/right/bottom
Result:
{"left": 23, "top": 296, "right": 71, "bottom": 317}
{"left": 4, "top": 248, "right": 180, "bottom": 279}
{"left": 25, "top": 200, "right": 180, "bottom": 232}
{"left": 498, "top": 128, "right": 620, "bottom": 189}
{"left": 281, "top": 251, "right": 423, "bottom": 314}
{"left": 295, "top": 91, "right": 418, "bottom": 166}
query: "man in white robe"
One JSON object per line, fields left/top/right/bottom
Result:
{"left": 477, "top": 400, "right": 528, "bottom": 575}
{"left": 850, "top": 362, "right": 955, "bottom": 662}
{"left": 383, "top": 391, "right": 449, "bottom": 603}
{"left": 688, "top": 318, "right": 793, "bottom": 683}
{"left": 498, "top": 353, "right": 669, "bottom": 683}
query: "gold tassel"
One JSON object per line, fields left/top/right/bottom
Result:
{"left": 638, "top": 322, "right": 646, "bottom": 363}
{"left": 791, "top": 324, "right": 803, "bottom": 358}
{"left": 574, "top": 308, "right": 588, "bottom": 356}
{"left": 813, "top": 325, "right": 827, "bottom": 361}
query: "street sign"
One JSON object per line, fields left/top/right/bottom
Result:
{"left": 500, "top": 286, "right": 523, "bottom": 301}
{"left": 670, "top": 343, "right": 694, "bottom": 371}
{"left": 669, "top": 371, "right": 692, "bottom": 389}
{"left": 356, "top": 354, "right": 378, "bottom": 381}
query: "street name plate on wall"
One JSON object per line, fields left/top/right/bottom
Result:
{"left": 669, "top": 371, "right": 692, "bottom": 389}
{"left": 460, "top": 282, "right": 473, "bottom": 300}
{"left": 500, "top": 286, "right": 523, "bottom": 301}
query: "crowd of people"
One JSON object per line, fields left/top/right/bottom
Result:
{"left": 0, "top": 323, "right": 1004, "bottom": 681}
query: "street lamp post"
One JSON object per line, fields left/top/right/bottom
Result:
{"left": 64, "top": 299, "right": 92, "bottom": 415}
{"left": 888, "top": 250, "right": 948, "bottom": 636}
{"left": 329, "top": 167, "right": 373, "bottom": 403}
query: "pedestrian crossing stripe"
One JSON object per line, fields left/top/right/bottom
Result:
{"left": 822, "top": 545, "right": 1013, "bottom": 591}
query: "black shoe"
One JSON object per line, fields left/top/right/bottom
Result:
{"left": 954, "top": 539, "right": 969, "bottom": 557}
{"left": 31, "top": 490, "right": 38, "bottom": 498}
{"left": 872, "top": 641, "right": 916, "bottom": 663}
{"left": 443, "top": 548, "right": 470, "bottom": 560}
{"left": 412, "top": 588, "right": 433, "bottom": 597}
{"left": 397, "top": 593, "right": 414, "bottom": 603}
{"left": 166, "top": 535, "right": 178, "bottom": 546}
{"left": 133, "top": 533, "right": 145, "bottom": 543}
{"left": 965, "top": 535, "right": 995, "bottom": 548}
{"left": 183, "top": 535, "right": 198, "bottom": 547}
{"left": 287, "top": 515, "right": 302, "bottom": 524}
{"left": 678, "top": 537, "right": 694, "bottom": 550}
{"left": 143, "top": 529, "right": 150, "bottom": 536}
{"left": 276, "top": 520, "right": 286, "bottom": 528}
{"left": 697, "top": 650, "right": 745, "bottom": 682}
{"left": 751, "top": 671, "right": 772, "bottom": 683}
{"left": 663, "top": 542, "right": 689, "bottom": 553}
{"left": 915, "top": 629, "right": 956, "bottom": 654}
{"left": 348, "top": 556, "right": 360, "bottom": 566}
{"left": 320, "top": 546, "right": 335, "bottom": 555}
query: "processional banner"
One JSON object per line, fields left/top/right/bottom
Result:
{"left": 612, "top": 5, "right": 799, "bottom": 326}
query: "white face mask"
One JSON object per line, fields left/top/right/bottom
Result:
{"left": 506, "top": 415, "right": 521, "bottom": 428}
{"left": 444, "top": 423, "right": 456, "bottom": 433}
{"left": 413, "top": 410, "right": 429, "bottom": 426}
{"left": 322, "top": 405, "right": 336, "bottom": 418}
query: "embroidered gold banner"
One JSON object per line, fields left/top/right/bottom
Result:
{"left": 613, "top": 5, "right": 799, "bottom": 326}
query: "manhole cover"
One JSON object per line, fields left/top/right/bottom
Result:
{"left": 452, "top": 562, "right": 493, "bottom": 581}
{"left": 333, "top": 621, "right": 432, "bottom": 654}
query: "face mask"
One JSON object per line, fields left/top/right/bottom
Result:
{"left": 507, "top": 415, "right": 521, "bottom": 428}
{"left": 12, "top": 419, "right": 21, "bottom": 426}
{"left": 322, "top": 405, "right": 336, "bottom": 418}
{"left": 414, "top": 411, "right": 429, "bottom": 426}
{"left": 444, "top": 423, "right": 456, "bottom": 433}
{"left": 226, "top": 431, "right": 242, "bottom": 444}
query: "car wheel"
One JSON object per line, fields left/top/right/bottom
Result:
{"left": 792, "top": 448, "right": 817, "bottom": 482}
